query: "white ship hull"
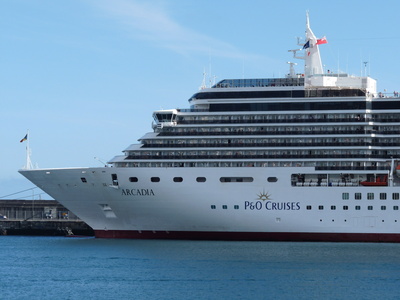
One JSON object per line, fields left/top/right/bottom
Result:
{"left": 18, "top": 14, "right": 400, "bottom": 242}
{"left": 19, "top": 167, "right": 400, "bottom": 242}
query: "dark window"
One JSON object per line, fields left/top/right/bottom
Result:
{"left": 208, "top": 98, "right": 367, "bottom": 112}
{"left": 234, "top": 205, "right": 239, "bottom": 209}
{"left": 331, "top": 206, "right": 336, "bottom": 210}
{"left": 211, "top": 205, "right": 216, "bottom": 209}
{"left": 367, "top": 193, "right": 374, "bottom": 200}
{"left": 306, "top": 205, "right": 312, "bottom": 210}
{"left": 393, "top": 193, "right": 400, "bottom": 200}
{"left": 222, "top": 205, "right": 227, "bottom": 209}
{"left": 173, "top": 177, "right": 183, "bottom": 182}
{"left": 129, "top": 177, "right": 138, "bottom": 182}
{"left": 368, "top": 206, "right": 373, "bottom": 210}
{"left": 151, "top": 177, "right": 160, "bottom": 182}
{"left": 220, "top": 177, "right": 253, "bottom": 183}
{"left": 267, "top": 177, "right": 278, "bottom": 182}
{"left": 381, "top": 206, "right": 387, "bottom": 210}
{"left": 342, "top": 193, "right": 349, "bottom": 200}
{"left": 196, "top": 177, "right": 206, "bottom": 182}
{"left": 111, "top": 174, "right": 119, "bottom": 186}
{"left": 355, "top": 193, "right": 362, "bottom": 200}
{"left": 80, "top": 177, "right": 87, "bottom": 183}
{"left": 380, "top": 193, "right": 387, "bottom": 200}
{"left": 355, "top": 206, "right": 361, "bottom": 210}
{"left": 394, "top": 206, "right": 399, "bottom": 210}
{"left": 343, "top": 206, "right": 349, "bottom": 210}
{"left": 318, "top": 205, "right": 324, "bottom": 210}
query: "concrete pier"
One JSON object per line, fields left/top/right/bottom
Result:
{"left": 0, "top": 200, "right": 94, "bottom": 236}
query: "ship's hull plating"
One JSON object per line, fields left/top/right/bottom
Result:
{"left": 19, "top": 166, "right": 400, "bottom": 242}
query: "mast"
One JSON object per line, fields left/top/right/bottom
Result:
{"left": 303, "top": 11, "right": 323, "bottom": 77}
{"left": 20, "top": 130, "right": 33, "bottom": 170}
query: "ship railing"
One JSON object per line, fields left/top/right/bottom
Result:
{"left": 176, "top": 118, "right": 371, "bottom": 125}
{"left": 142, "top": 142, "right": 393, "bottom": 148}
{"left": 315, "top": 166, "right": 390, "bottom": 171}
{"left": 126, "top": 154, "right": 393, "bottom": 160}
{"left": 157, "top": 129, "right": 372, "bottom": 136}
{"left": 376, "top": 92, "right": 400, "bottom": 98}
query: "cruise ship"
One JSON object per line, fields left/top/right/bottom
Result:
{"left": 20, "top": 15, "right": 400, "bottom": 242}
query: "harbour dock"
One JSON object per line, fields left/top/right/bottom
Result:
{"left": 0, "top": 200, "right": 94, "bottom": 236}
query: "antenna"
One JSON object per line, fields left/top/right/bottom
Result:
{"left": 199, "top": 68, "right": 207, "bottom": 90}
{"left": 363, "top": 61, "right": 368, "bottom": 76}
{"left": 94, "top": 157, "right": 107, "bottom": 166}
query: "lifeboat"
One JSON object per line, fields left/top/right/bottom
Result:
{"left": 360, "top": 175, "right": 388, "bottom": 186}
{"left": 396, "top": 165, "right": 400, "bottom": 177}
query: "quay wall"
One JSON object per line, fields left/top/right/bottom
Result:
{"left": 0, "top": 200, "right": 94, "bottom": 236}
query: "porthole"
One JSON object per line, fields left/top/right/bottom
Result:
{"left": 129, "top": 177, "right": 138, "bottom": 182}
{"left": 211, "top": 205, "right": 216, "bottom": 209}
{"left": 173, "top": 177, "right": 183, "bottom": 182}
{"left": 267, "top": 177, "right": 278, "bottom": 183}
{"left": 151, "top": 177, "right": 160, "bottom": 182}
{"left": 196, "top": 177, "right": 206, "bottom": 182}
{"left": 222, "top": 205, "right": 227, "bottom": 209}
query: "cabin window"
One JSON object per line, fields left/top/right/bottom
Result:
{"left": 367, "top": 193, "right": 374, "bottom": 200}
{"left": 342, "top": 193, "right": 349, "bottom": 200}
{"left": 129, "top": 177, "right": 138, "bottom": 182}
{"left": 380, "top": 193, "right": 387, "bottom": 200}
{"left": 355, "top": 193, "right": 362, "bottom": 200}
{"left": 368, "top": 206, "right": 373, "bottom": 210}
{"left": 222, "top": 205, "right": 227, "bottom": 209}
{"left": 318, "top": 205, "right": 324, "bottom": 210}
{"left": 151, "top": 177, "right": 160, "bottom": 182}
{"left": 394, "top": 206, "right": 399, "bottom": 210}
{"left": 355, "top": 206, "right": 361, "bottom": 210}
{"left": 80, "top": 178, "right": 87, "bottom": 183}
{"left": 211, "top": 205, "right": 216, "bottom": 209}
{"left": 196, "top": 177, "right": 206, "bottom": 182}
{"left": 234, "top": 205, "right": 239, "bottom": 209}
{"left": 343, "top": 206, "right": 349, "bottom": 210}
{"left": 306, "top": 205, "right": 312, "bottom": 210}
{"left": 331, "top": 206, "right": 336, "bottom": 210}
{"left": 393, "top": 193, "right": 400, "bottom": 200}
{"left": 267, "top": 177, "right": 278, "bottom": 182}
{"left": 173, "top": 177, "right": 183, "bottom": 182}
{"left": 381, "top": 206, "right": 387, "bottom": 210}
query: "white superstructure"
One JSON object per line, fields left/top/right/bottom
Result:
{"left": 20, "top": 15, "right": 400, "bottom": 242}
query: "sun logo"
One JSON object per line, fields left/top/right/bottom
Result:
{"left": 257, "top": 190, "right": 271, "bottom": 201}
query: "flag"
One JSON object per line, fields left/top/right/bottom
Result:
{"left": 20, "top": 134, "right": 28, "bottom": 143}
{"left": 302, "top": 40, "right": 310, "bottom": 49}
{"left": 316, "top": 36, "right": 328, "bottom": 45}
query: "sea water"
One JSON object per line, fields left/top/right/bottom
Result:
{"left": 1, "top": 236, "right": 400, "bottom": 300}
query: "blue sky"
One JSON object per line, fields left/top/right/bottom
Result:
{"left": 1, "top": 0, "right": 400, "bottom": 199}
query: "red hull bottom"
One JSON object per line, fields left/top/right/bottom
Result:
{"left": 94, "top": 230, "right": 400, "bottom": 243}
